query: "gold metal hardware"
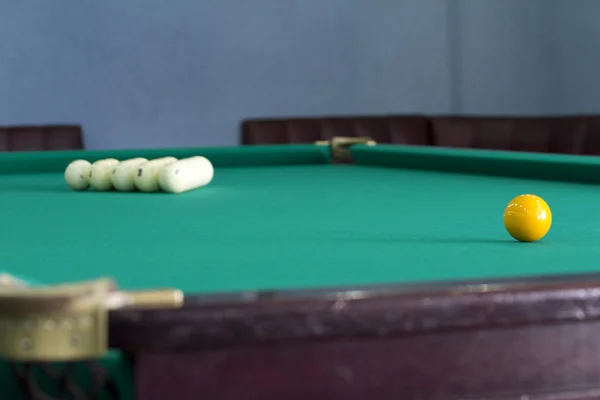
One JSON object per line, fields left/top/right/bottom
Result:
{"left": 0, "top": 273, "right": 29, "bottom": 289}
{"left": 0, "top": 276, "right": 183, "bottom": 362}
{"left": 315, "top": 136, "right": 376, "bottom": 163}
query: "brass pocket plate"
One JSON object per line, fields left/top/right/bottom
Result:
{"left": 0, "top": 276, "right": 183, "bottom": 362}
{"left": 315, "top": 136, "right": 376, "bottom": 163}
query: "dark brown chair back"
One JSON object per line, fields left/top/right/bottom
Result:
{"left": 241, "top": 116, "right": 432, "bottom": 146}
{"left": 241, "top": 115, "right": 600, "bottom": 156}
{"left": 0, "top": 125, "right": 83, "bottom": 152}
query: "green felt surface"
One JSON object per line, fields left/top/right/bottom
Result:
{"left": 2, "top": 144, "right": 600, "bottom": 292}
{"left": 3, "top": 143, "right": 600, "bottom": 399}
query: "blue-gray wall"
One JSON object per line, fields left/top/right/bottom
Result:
{"left": 0, "top": 1, "right": 593, "bottom": 149}
{"left": 552, "top": 0, "right": 600, "bottom": 113}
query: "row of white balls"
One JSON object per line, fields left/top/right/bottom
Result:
{"left": 64, "top": 156, "right": 214, "bottom": 194}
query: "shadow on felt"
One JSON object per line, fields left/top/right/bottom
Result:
{"left": 0, "top": 182, "right": 70, "bottom": 193}
{"left": 0, "top": 182, "right": 177, "bottom": 195}
{"left": 354, "top": 237, "right": 519, "bottom": 245}
{"left": 317, "top": 232, "right": 534, "bottom": 245}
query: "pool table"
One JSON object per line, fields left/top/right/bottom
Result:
{"left": 3, "top": 138, "right": 600, "bottom": 400}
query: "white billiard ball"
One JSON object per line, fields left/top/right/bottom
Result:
{"left": 89, "top": 158, "right": 119, "bottom": 191}
{"left": 111, "top": 158, "right": 148, "bottom": 192}
{"left": 64, "top": 159, "right": 92, "bottom": 191}
{"left": 134, "top": 157, "right": 177, "bottom": 192}
{"left": 158, "top": 156, "right": 214, "bottom": 194}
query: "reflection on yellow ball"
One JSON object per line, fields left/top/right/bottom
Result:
{"left": 504, "top": 194, "right": 552, "bottom": 242}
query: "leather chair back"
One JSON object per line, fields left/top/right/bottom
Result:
{"left": 0, "top": 125, "right": 83, "bottom": 152}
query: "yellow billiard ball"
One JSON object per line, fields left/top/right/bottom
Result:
{"left": 503, "top": 194, "right": 552, "bottom": 242}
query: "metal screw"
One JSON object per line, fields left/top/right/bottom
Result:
{"left": 20, "top": 337, "right": 32, "bottom": 351}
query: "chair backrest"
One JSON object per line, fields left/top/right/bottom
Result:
{"left": 241, "top": 116, "right": 432, "bottom": 146}
{"left": 0, "top": 125, "right": 84, "bottom": 152}
{"left": 427, "top": 116, "right": 594, "bottom": 154}
{"left": 241, "top": 115, "right": 600, "bottom": 155}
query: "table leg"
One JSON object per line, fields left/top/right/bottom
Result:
{"left": 9, "top": 361, "right": 123, "bottom": 400}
